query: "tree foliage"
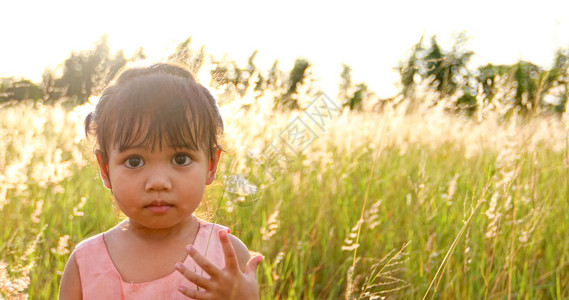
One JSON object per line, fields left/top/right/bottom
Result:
{"left": 274, "top": 58, "right": 311, "bottom": 110}
{"left": 338, "top": 64, "right": 352, "bottom": 102}
{"left": 2, "top": 32, "right": 567, "bottom": 117}
{"left": 397, "top": 34, "right": 473, "bottom": 103}
{"left": 44, "top": 36, "right": 127, "bottom": 105}
{"left": 0, "top": 79, "right": 42, "bottom": 102}
{"left": 168, "top": 37, "right": 205, "bottom": 76}
{"left": 210, "top": 50, "right": 261, "bottom": 99}
{"left": 398, "top": 34, "right": 569, "bottom": 115}
{"left": 338, "top": 64, "right": 369, "bottom": 111}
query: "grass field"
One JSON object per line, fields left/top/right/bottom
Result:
{"left": 1, "top": 96, "right": 568, "bottom": 299}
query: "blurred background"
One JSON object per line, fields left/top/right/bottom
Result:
{"left": 2, "top": 1, "right": 569, "bottom": 299}
{"left": 2, "top": 0, "right": 569, "bottom": 101}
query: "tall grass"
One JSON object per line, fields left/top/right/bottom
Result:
{"left": 1, "top": 96, "right": 568, "bottom": 299}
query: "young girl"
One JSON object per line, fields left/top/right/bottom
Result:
{"left": 59, "top": 63, "right": 263, "bottom": 299}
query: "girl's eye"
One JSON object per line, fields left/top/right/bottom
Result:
{"left": 125, "top": 156, "right": 144, "bottom": 168}
{"left": 173, "top": 154, "right": 192, "bottom": 166}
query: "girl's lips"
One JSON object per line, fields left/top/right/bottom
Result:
{"left": 147, "top": 200, "right": 170, "bottom": 207}
{"left": 145, "top": 201, "right": 173, "bottom": 214}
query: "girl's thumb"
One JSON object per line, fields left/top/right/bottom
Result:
{"left": 245, "top": 255, "right": 264, "bottom": 277}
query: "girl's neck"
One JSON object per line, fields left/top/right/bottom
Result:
{"left": 119, "top": 215, "right": 199, "bottom": 243}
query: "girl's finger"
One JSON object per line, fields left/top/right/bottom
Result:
{"left": 218, "top": 230, "right": 239, "bottom": 273}
{"left": 245, "top": 255, "right": 264, "bottom": 279}
{"left": 175, "top": 263, "right": 213, "bottom": 290}
{"left": 178, "top": 285, "right": 209, "bottom": 299}
{"left": 186, "top": 245, "right": 222, "bottom": 279}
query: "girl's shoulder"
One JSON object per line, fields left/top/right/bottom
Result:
{"left": 74, "top": 232, "right": 105, "bottom": 252}
{"left": 193, "top": 217, "right": 231, "bottom": 250}
{"left": 195, "top": 217, "right": 230, "bottom": 234}
{"left": 194, "top": 217, "right": 252, "bottom": 272}
{"left": 74, "top": 221, "right": 124, "bottom": 252}
{"left": 73, "top": 232, "right": 111, "bottom": 272}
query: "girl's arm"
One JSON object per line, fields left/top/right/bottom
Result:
{"left": 176, "top": 229, "right": 263, "bottom": 300}
{"left": 59, "top": 251, "right": 82, "bottom": 300}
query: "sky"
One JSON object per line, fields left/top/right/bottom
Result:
{"left": 2, "top": 0, "right": 569, "bottom": 98}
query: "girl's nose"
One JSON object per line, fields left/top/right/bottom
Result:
{"left": 144, "top": 167, "right": 172, "bottom": 191}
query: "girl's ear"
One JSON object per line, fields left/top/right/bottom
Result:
{"left": 95, "top": 150, "right": 112, "bottom": 190}
{"left": 206, "top": 148, "right": 222, "bottom": 185}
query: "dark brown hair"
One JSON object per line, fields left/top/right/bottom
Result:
{"left": 85, "top": 63, "right": 223, "bottom": 164}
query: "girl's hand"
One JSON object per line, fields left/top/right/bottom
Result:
{"left": 176, "top": 230, "right": 263, "bottom": 300}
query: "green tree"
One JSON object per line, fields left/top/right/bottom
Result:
{"left": 42, "top": 69, "right": 63, "bottom": 103}
{"left": 131, "top": 47, "right": 147, "bottom": 62}
{"left": 274, "top": 58, "right": 311, "bottom": 110}
{"left": 473, "top": 50, "right": 569, "bottom": 115}
{"left": 210, "top": 54, "right": 230, "bottom": 88}
{"left": 168, "top": 37, "right": 205, "bottom": 76}
{"left": 107, "top": 50, "right": 128, "bottom": 84}
{"left": 338, "top": 64, "right": 353, "bottom": 104}
{"left": 346, "top": 83, "right": 368, "bottom": 111}
{"left": 0, "top": 79, "right": 42, "bottom": 102}
{"left": 0, "top": 78, "right": 10, "bottom": 102}
{"left": 209, "top": 50, "right": 261, "bottom": 99}
{"left": 422, "top": 34, "right": 474, "bottom": 100}
{"left": 168, "top": 37, "right": 192, "bottom": 66}
{"left": 397, "top": 37, "right": 424, "bottom": 99}
{"left": 476, "top": 64, "right": 509, "bottom": 103}
{"left": 9, "top": 80, "right": 43, "bottom": 101}
{"left": 338, "top": 64, "right": 369, "bottom": 111}
{"left": 510, "top": 61, "right": 544, "bottom": 114}
{"left": 266, "top": 59, "right": 281, "bottom": 91}
{"left": 398, "top": 34, "right": 475, "bottom": 112}
{"left": 545, "top": 49, "right": 569, "bottom": 112}
{"left": 49, "top": 36, "right": 127, "bottom": 104}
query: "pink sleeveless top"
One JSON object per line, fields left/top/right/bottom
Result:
{"left": 75, "top": 221, "right": 229, "bottom": 300}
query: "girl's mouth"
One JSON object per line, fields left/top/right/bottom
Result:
{"left": 145, "top": 200, "right": 173, "bottom": 214}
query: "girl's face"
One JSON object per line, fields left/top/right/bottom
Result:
{"left": 97, "top": 142, "right": 220, "bottom": 230}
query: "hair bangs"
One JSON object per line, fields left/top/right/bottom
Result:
{"left": 110, "top": 74, "right": 214, "bottom": 155}
{"left": 87, "top": 63, "right": 223, "bottom": 164}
